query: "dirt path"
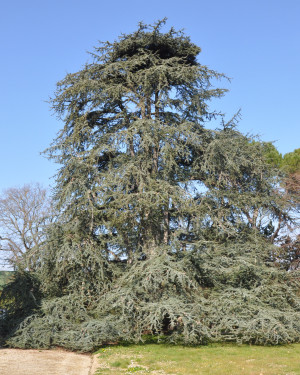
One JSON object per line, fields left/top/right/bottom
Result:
{"left": 0, "top": 348, "right": 98, "bottom": 375}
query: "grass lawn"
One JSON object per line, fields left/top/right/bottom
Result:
{"left": 94, "top": 343, "right": 300, "bottom": 375}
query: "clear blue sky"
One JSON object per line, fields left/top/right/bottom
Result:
{"left": 0, "top": 0, "right": 299, "bottom": 192}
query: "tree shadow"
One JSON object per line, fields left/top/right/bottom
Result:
{"left": 0, "top": 270, "right": 42, "bottom": 346}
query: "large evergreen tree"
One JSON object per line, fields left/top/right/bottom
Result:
{"left": 2, "top": 20, "right": 300, "bottom": 351}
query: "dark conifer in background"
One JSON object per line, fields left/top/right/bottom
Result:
{"left": 2, "top": 19, "right": 300, "bottom": 351}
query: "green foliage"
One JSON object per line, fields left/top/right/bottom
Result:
{"left": 258, "top": 143, "right": 299, "bottom": 176}
{"left": 0, "top": 270, "right": 42, "bottom": 340}
{"left": 282, "top": 148, "right": 300, "bottom": 174}
{"left": 261, "top": 142, "right": 283, "bottom": 168}
{"left": 0, "top": 271, "right": 14, "bottom": 290}
{"left": 3, "top": 20, "right": 300, "bottom": 351}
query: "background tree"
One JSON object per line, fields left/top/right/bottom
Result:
{"left": 274, "top": 148, "right": 300, "bottom": 268}
{"left": 282, "top": 148, "right": 300, "bottom": 174}
{"left": 0, "top": 183, "right": 51, "bottom": 271}
{"left": 240, "top": 143, "right": 300, "bottom": 248}
{"left": 3, "top": 20, "right": 300, "bottom": 351}
{"left": 282, "top": 148, "right": 300, "bottom": 211}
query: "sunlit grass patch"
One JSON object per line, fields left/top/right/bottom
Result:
{"left": 94, "top": 343, "right": 300, "bottom": 374}
{"left": 110, "top": 359, "right": 131, "bottom": 368}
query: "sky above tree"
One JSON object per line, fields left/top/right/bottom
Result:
{"left": 0, "top": 0, "right": 299, "bottom": 191}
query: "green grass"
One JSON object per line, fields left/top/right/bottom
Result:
{"left": 94, "top": 343, "right": 300, "bottom": 374}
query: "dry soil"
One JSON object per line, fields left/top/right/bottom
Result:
{"left": 0, "top": 348, "right": 98, "bottom": 375}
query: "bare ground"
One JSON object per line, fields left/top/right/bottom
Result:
{"left": 0, "top": 348, "right": 98, "bottom": 375}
